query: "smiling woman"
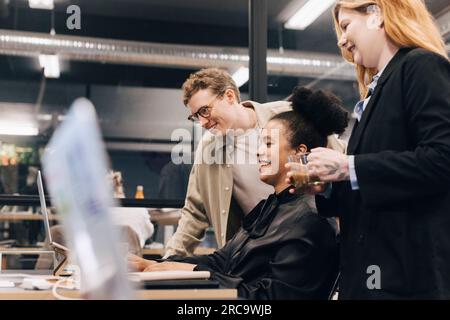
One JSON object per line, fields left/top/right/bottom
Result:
{"left": 333, "top": 0, "right": 447, "bottom": 99}
{"left": 305, "top": 0, "right": 450, "bottom": 299}
{"left": 260, "top": 87, "right": 349, "bottom": 194}
{"left": 128, "top": 86, "right": 348, "bottom": 300}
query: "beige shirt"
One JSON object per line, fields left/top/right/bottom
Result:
{"left": 164, "top": 100, "right": 346, "bottom": 257}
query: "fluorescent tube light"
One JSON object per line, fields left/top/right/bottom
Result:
{"left": 28, "top": 0, "right": 54, "bottom": 10}
{"left": 284, "top": 0, "right": 335, "bottom": 30}
{"left": 0, "top": 121, "right": 38, "bottom": 136}
{"left": 39, "top": 54, "right": 60, "bottom": 78}
{"left": 232, "top": 67, "right": 249, "bottom": 87}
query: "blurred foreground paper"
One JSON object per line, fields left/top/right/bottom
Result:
{"left": 42, "top": 98, "right": 133, "bottom": 299}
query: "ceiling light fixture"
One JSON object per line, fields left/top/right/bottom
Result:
{"left": 284, "top": 0, "right": 335, "bottom": 30}
{"left": 0, "top": 121, "right": 38, "bottom": 136}
{"left": 231, "top": 67, "right": 249, "bottom": 87}
{"left": 39, "top": 54, "right": 60, "bottom": 78}
{"left": 28, "top": 0, "right": 54, "bottom": 10}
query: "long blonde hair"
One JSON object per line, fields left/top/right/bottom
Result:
{"left": 333, "top": 0, "right": 448, "bottom": 99}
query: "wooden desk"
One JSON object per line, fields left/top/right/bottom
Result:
{"left": 0, "top": 213, "right": 61, "bottom": 221}
{"left": 1, "top": 247, "right": 216, "bottom": 255}
{"left": 0, "top": 287, "right": 237, "bottom": 300}
{"left": 0, "top": 247, "right": 47, "bottom": 252}
{"left": 149, "top": 210, "right": 181, "bottom": 225}
{"left": 0, "top": 210, "right": 179, "bottom": 224}
{"left": 142, "top": 247, "right": 215, "bottom": 257}
{"left": 0, "top": 209, "right": 181, "bottom": 226}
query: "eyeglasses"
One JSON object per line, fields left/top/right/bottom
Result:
{"left": 187, "top": 95, "right": 220, "bottom": 122}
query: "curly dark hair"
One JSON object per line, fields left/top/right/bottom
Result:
{"left": 271, "top": 86, "right": 349, "bottom": 149}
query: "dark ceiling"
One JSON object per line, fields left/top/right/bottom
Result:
{"left": 0, "top": 0, "right": 448, "bottom": 95}
{"left": 33, "top": 0, "right": 450, "bottom": 28}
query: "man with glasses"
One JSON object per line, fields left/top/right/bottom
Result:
{"left": 164, "top": 68, "right": 344, "bottom": 258}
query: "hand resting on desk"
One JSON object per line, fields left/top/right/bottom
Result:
{"left": 127, "top": 253, "right": 196, "bottom": 272}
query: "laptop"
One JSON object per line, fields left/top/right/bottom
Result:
{"left": 128, "top": 270, "right": 220, "bottom": 289}
{"left": 0, "top": 172, "right": 59, "bottom": 276}
{"left": 37, "top": 170, "right": 70, "bottom": 276}
{"left": 0, "top": 250, "right": 55, "bottom": 275}
{"left": 41, "top": 98, "right": 215, "bottom": 298}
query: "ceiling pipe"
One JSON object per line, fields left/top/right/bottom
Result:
{"left": 0, "top": 29, "right": 356, "bottom": 81}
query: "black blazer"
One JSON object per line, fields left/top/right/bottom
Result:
{"left": 171, "top": 189, "right": 339, "bottom": 300}
{"left": 316, "top": 48, "right": 450, "bottom": 299}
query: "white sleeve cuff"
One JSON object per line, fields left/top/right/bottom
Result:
{"left": 348, "top": 155, "right": 360, "bottom": 190}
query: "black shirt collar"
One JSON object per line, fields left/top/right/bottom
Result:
{"left": 275, "top": 186, "right": 298, "bottom": 203}
{"left": 243, "top": 186, "right": 299, "bottom": 237}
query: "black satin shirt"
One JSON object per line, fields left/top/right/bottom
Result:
{"left": 170, "top": 188, "right": 339, "bottom": 300}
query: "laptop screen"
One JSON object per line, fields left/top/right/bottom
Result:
{"left": 37, "top": 170, "right": 52, "bottom": 245}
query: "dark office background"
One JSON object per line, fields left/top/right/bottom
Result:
{"left": 0, "top": 0, "right": 448, "bottom": 199}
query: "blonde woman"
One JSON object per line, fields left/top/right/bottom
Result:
{"left": 289, "top": 0, "right": 450, "bottom": 299}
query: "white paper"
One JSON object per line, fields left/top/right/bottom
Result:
{"left": 128, "top": 270, "right": 210, "bottom": 282}
{"left": 0, "top": 281, "right": 15, "bottom": 288}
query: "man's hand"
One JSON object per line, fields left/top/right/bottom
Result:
{"left": 127, "top": 253, "right": 157, "bottom": 272}
{"left": 307, "top": 148, "right": 350, "bottom": 182}
{"left": 143, "top": 261, "right": 196, "bottom": 272}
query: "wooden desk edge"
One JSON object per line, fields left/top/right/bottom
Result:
{"left": 143, "top": 247, "right": 216, "bottom": 256}
{"left": 0, "top": 288, "right": 237, "bottom": 300}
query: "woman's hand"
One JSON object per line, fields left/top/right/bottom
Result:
{"left": 127, "top": 253, "right": 157, "bottom": 272}
{"left": 143, "top": 261, "right": 196, "bottom": 272}
{"left": 307, "top": 148, "right": 350, "bottom": 182}
{"left": 285, "top": 162, "right": 328, "bottom": 195}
